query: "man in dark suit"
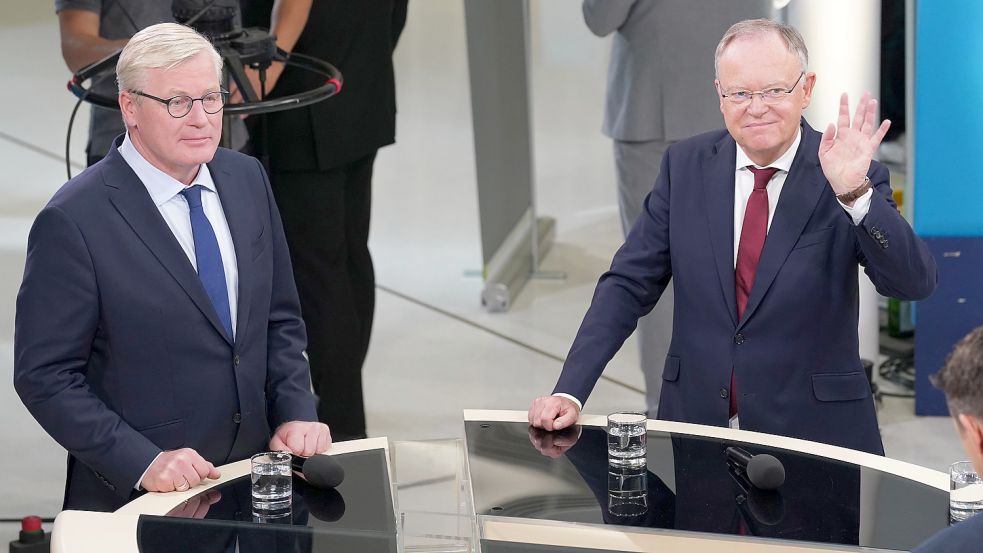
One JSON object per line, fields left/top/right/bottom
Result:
{"left": 582, "top": 0, "right": 771, "bottom": 415}
{"left": 14, "top": 22, "right": 330, "bottom": 512}
{"left": 239, "top": 0, "right": 408, "bottom": 441}
{"left": 529, "top": 19, "right": 937, "bottom": 455}
{"left": 914, "top": 326, "right": 983, "bottom": 552}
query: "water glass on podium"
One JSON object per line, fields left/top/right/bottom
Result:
{"left": 607, "top": 412, "right": 647, "bottom": 467}
{"left": 950, "top": 461, "right": 983, "bottom": 522}
{"left": 251, "top": 452, "right": 292, "bottom": 516}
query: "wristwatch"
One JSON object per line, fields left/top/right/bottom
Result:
{"left": 836, "top": 176, "right": 872, "bottom": 203}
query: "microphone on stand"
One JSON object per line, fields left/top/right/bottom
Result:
{"left": 726, "top": 446, "right": 785, "bottom": 490}
{"left": 290, "top": 454, "right": 345, "bottom": 489}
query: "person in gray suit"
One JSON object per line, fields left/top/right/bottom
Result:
{"left": 582, "top": 0, "right": 770, "bottom": 414}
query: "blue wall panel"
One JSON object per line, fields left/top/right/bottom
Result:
{"left": 914, "top": 0, "right": 983, "bottom": 236}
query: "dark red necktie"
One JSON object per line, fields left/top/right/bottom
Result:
{"left": 730, "top": 166, "right": 779, "bottom": 417}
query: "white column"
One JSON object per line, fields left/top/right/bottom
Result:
{"left": 785, "top": 1, "right": 882, "bottom": 363}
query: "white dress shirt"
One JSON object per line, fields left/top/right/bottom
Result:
{"left": 119, "top": 134, "right": 239, "bottom": 334}
{"left": 734, "top": 129, "right": 872, "bottom": 267}
{"left": 555, "top": 130, "right": 873, "bottom": 412}
{"left": 119, "top": 134, "right": 239, "bottom": 489}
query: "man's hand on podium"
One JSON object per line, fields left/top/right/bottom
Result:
{"left": 528, "top": 395, "right": 580, "bottom": 431}
{"left": 269, "top": 420, "right": 332, "bottom": 457}
{"left": 143, "top": 448, "right": 222, "bottom": 492}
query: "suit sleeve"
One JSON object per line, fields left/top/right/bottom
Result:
{"left": 582, "top": 0, "right": 637, "bottom": 37}
{"left": 14, "top": 205, "right": 161, "bottom": 496}
{"left": 553, "top": 144, "right": 674, "bottom": 404}
{"left": 853, "top": 162, "right": 937, "bottom": 300}
{"left": 254, "top": 158, "right": 318, "bottom": 428}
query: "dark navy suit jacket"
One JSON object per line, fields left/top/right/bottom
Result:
{"left": 14, "top": 138, "right": 317, "bottom": 511}
{"left": 914, "top": 512, "right": 983, "bottom": 552}
{"left": 555, "top": 121, "right": 937, "bottom": 454}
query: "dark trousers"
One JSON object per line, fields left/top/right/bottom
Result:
{"left": 269, "top": 153, "right": 376, "bottom": 439}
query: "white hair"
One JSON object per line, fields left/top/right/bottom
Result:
{"left": 714, "top": 19, "right": 809, "bottom": 78}
{"left": 116, "top": 22, "right": 223, "bottom": 93}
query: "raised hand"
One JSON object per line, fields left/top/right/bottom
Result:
{"left": 818, "top": 92, "right": 891, "bottom": 197}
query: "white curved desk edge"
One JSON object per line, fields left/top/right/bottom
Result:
{"left": 52, "top": 437, "right": 390, "bottom": 553}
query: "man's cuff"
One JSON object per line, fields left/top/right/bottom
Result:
{"left": 838, "top": 188, "right": 873, "bottom": 225}
{"left": 135, "top": 451, "right": 164, "bottom": 491}
{"left": 552, "top": 393, "right": 583, "bottom": 411}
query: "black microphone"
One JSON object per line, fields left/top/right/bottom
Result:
{"left": 725, "top": 447, "right": 785, "bottom": 490}
{"left": 290, "top": 454, "right": 345, "bottom": 489}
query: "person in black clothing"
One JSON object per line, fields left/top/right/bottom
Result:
{"left": 240, "top": 0, "right": 408, "bottom": 440}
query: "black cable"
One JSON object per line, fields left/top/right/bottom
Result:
{"left": 258, "top": 65, "right": 270, "bottom": 172}
{"left": 878, "top": 355, "right": 915, "bottom": 398}
{"left": 0, "top": 517, "right": 55, "bottom": 523}
{"left": 66, "top": 90, "right": 89, "bottom": 180}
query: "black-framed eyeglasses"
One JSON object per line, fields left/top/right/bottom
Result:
{"left": 719, "top": 72, "right": 805, "bottom": 105}
{"left": 129, "top": 89, "right": 229, "bottom": 118}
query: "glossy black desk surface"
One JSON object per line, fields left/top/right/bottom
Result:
{"left": 136, "top": 448, "right": 396, "bottom": 552}
{"left": 466, "top": 421, "right": 949, "bottom": 552}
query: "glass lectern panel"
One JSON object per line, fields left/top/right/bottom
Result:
{"left": 137, "top": 448, "right": 396, "bottom": 552}
{"left": 465, "top": 420, "right": 949, "bottom": 552}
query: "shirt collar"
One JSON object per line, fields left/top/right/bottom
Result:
{"left": 118, "top": 133, "right": 217, "bottom": 207}
{"left": 735, "top": 128, "right": 801, "bottom": 174}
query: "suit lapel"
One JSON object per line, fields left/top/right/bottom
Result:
{"left": 738, "top": 122, "right": 826, "bottom": 329}
{"left": 103, "top": 147, "right": 233, "bottom": 344}
{"left": 210, "top": 159, "right": 253, "bottom": 350}
{"left": 702, "top": 133, "right": 739, "bottom": 328}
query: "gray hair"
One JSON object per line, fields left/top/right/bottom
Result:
{"left": 933, "top": 326, "right": 983, "bottom": 422}
{"left": 714, "top": 19, "right": 809, "bottom": 78}
{"left": 116, "top": 22, "right": 223, "bottom": 93}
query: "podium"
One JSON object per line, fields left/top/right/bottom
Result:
{"left": 52, "top": 412, "right": 949, "bottom": 552}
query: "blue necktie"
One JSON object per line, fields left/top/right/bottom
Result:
{"left": 181, "top": 185, "right": 233, "bottom": 339}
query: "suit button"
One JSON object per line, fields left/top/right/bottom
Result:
{"left": 720, "top": 387, "right": 729, "bottom": 398}
{"left": 233, "top": 412, "right": 242, "bottom": 424}
{"left": 233, "top": 355, "right": 240, "bottom": 366}
{"left": 734, "top": 333, "right": 745, "bottom": 345}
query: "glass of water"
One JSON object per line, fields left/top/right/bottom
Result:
{"left": 950, "top": 460, "right": 983, "bottom": 523}
{"left": 607, "top": 411, "right": 647, "bottom": 467}
{"left": 251, "top": 451, "right": 292, "bottom": 513}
